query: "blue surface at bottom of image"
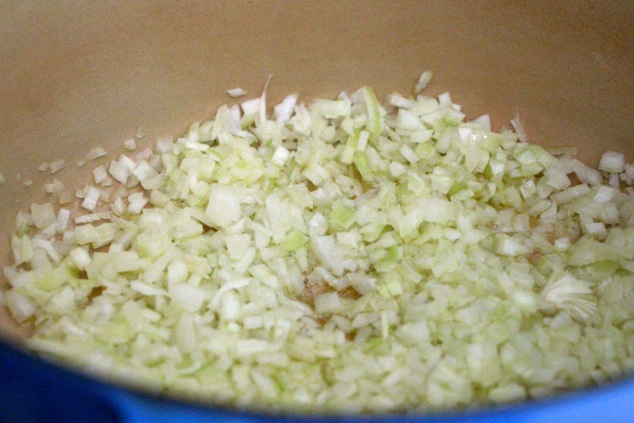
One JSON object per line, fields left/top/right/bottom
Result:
{"left": 1, "top": 342, "right": 633, "bottom": 423}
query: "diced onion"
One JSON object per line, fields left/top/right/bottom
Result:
{"left": 5, "top": 73, "right": 634, "bottom": 415}
{"left": 599, "top": 151, "right": 625, "bottom": 173}
{"left": 227, "top": 87, "right": 247, "bottom": 98}
{"left": 49, "top": 159, "right": 66, "bottom": 174}
{"left": 122, "top": 138, "right": 137, "bottom": 151}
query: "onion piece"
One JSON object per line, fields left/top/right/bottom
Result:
{"left": 227, "top": 87, "right": 247, "bottom": 98}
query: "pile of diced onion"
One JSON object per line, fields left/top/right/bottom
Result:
{"left": 2, "top": 73, "right": 634, "bottom": 414}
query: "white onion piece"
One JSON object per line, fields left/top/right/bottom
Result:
{"left": 227, "top": 87, "right": 247, "bottom": 98}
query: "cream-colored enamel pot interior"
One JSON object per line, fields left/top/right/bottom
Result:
{"left": 0, "top": 0, "right": 632, "bottom": 374}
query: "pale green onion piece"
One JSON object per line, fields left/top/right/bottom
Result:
{"left": 414, "top": 70, "right": 433, "bottom": 94}
{"left": 362, "top": 86, "right": 383, "bottom": 135}
{"left": 49, "top": 159, "right": 66, "bottom": 174}
{"left": 123, "top": 138, "right": 137, "bottom": 151}
{"left": 30, "top": 203, "right": 56, "bottom": 228}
